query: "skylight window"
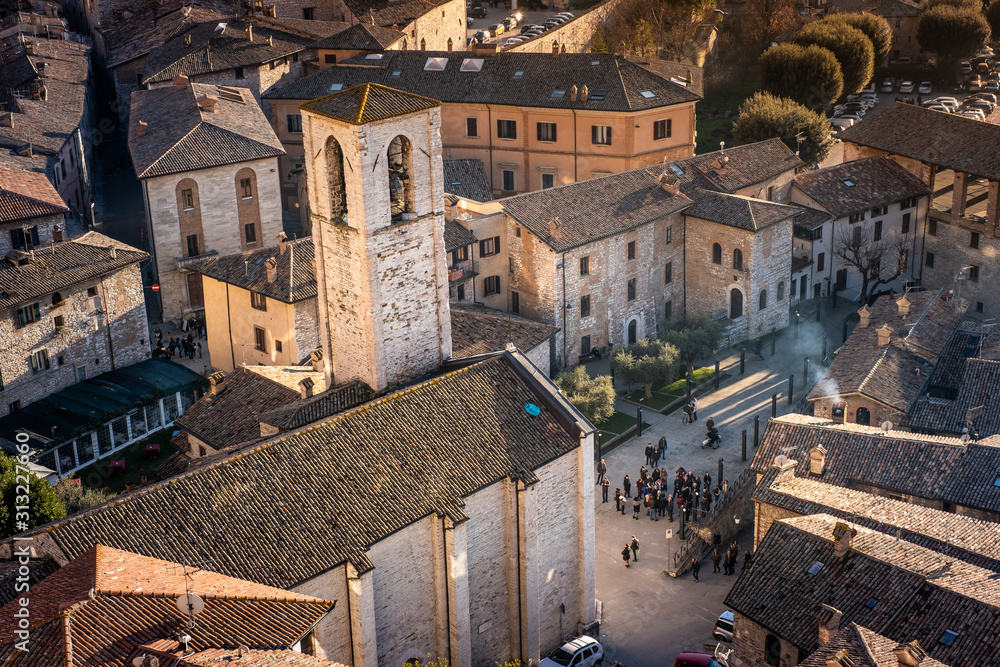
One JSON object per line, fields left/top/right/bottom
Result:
{"left": 939, "top": 630, "right": 959, "bottom": 646}
{"left": 807, "top": 561, "right": 824, "bottom": 575}
{"left": 591, "top": 60, "right": 600, "bottom": 66}
{"left": 842, "top": 178, "right": 855, "bottom": 187}
{"left": 514, "top": 71, "right": 523, "bottom": 78}
{"left": 670, "top": 164, "right": 684, "bottom": 176}
{"left": 551, "top": 90, "right": 565, "bottom": 98}
{"left": 994, "top": 476, "right": 1000, "bottom": 487}
{"left": 391, "top": 70, "right": 401, "bottom": 77}
{"left": 460, "top": 58, "right": 484, "bottom": 72}
{"left": 589, "top": 89, "right": 606, "bottom": 101}
{"left": 865, "top": 598, "right": 878, "bottom": 609}
{"left": 329, "top": 83, "right": 344, "bottom": 91}
{"left": 639, "top": 90, "right": 656, "bottom": 98}
{"left": 424, "top": 57, "right": 449, "bottom": 71}
{"left": 365, "top": 53, "right": 383, "bottom": 60}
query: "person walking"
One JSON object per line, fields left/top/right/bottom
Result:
{"left": 682, "top": 403, "right": 693, "bottom": 424}
{"left": 197, "top": 341, "right": 203, "bottom": 358}
{"left": 632, "top": 495, "right": 641, "bottom": 520}
{"left": 623, "top": 475, "right": 631, "bottom": 498}
{"left": 691, "top": 396, "right": 698, "bottom": 421}
{"left": 622, "top": 544, "right": 632, "bottom": 568}
{"left": 691, "top": 557, "right": 700, "bottom": 582}
{"left": 644, "top": 443, "right": 654, "bottom": 467}
{"left": 755, "top": 337, "right": 764, "bottom": 361}
{"left": 743, "top": 549, "right": 753, "bottom": 570}
{"left": 704, "top": 471, "right": 712, "bottom": 490}
{"left": 658, "top": 436, "right": 667, "bottom": 461}
{"left": 630, "top": 536, "right": 640, "bottom": 562}
{"left": 596, "top": 459, "right": 607, "bottom": 485}
{"left": 666, "top": 494, "right": 674, "bottom": 522}
{"left": 601, "top": 477, "right": 610, "bottom": 503}
{"left": 615, "top": 488, "right": 623, "bottom": 512}
{"left": 712, "top": 548, "right": 721, "bottom": 573}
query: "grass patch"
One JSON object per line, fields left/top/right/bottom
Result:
{"left": 595, "top": 410, "right": 638, "bottom": 435}
{"left": 76, "top": 429, "right": 178, "bottom": 494}
{"left": 626, "top": 366, "right": 719, "bottom": 409}
{"left": 696, "top": 70, "right": 759, "bottom": 153}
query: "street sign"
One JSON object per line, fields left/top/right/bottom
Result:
{"left": 151, "top": 284, "right": 159, "bottom": 292}
{"left": 665, "top": 529, "right": 673, "bottom": 540}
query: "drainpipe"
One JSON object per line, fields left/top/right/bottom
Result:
{"left": 571, "top": 108, "right": 578, "bottom": 183}
{"left": 226, "top": 282, "right": 236, "bottom": 371}
{"left": 100, "top": 275, "right": 116, "bottom": 369}
{"left": 486, "top": 104, "right": 495, "bottom": 191}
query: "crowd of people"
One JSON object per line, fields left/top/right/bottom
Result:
{"left": 152, "top": 322, "right": 204, "bottom": 360}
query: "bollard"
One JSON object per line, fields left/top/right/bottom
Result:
{"left": 795, "top": 313, "right": 800, "bottom": 339}
{"left": 788, "top": 375, "right": 794, "bottom": 404}
{"left": 771, "top": 328, "right": 776, "bottom": 355}
{"left": 843, "top": 319, "right": 849, "bottom": 344}
{"left": 740, "top": 348, "right": 746, "bottom": 374}
{"left": 742, "top": 429, "right": 747, "bottom": 462}
{"left": 771, "top": 393, "right": 777, "bottom": 418}
{"left": 804, "top": 357, "right": 810, "bottom": 385}
{"left": 754, "top": 415, "right": 760, "bottom": 447}
{"left": 718, "top": 458, "right": 724, "bottom": 489}
{"left": 596, "top": 431, "right": 602, "bottom": 462}
{"left": 715, "top": 360, "right": 720, "bottom": 389}
{"left": 637, "top": 406, "right": 643, "bottom": 438}
{"left": 822, "top": 335, "right": 828, "bottom": 364}
{"left": 679, "top": 507, "right": 685, "bottom": 540}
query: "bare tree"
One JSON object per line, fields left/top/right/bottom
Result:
{"left": 834, "top": 227, "right": 910, "bottom": 305}
{"left": 740, "top": 0, "right": 801, "bottom": 57}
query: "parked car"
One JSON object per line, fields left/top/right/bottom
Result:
{"left": 503, "top": 36, "right": 525, "bottom": 46}
{"left": 976, "top": 62, "right": 992, "bottom": 75}
{"left": 931, "top": 96, "right": 959, "bottom": 111}
{"left": 881, "top": 78, "right": 894, "bottom": 93}
{"left": 986, "top": 81, "right": 1000, "bottom": 94}
{"left": 829, "top": 117, "right": 855, "bottom": 130}
{"left": 469, "top": 5, "right": 487, "bottom": 17}
{"left": 674, "top": 652, "right": 728, "bottom": 667}
{"left": 835, "top": 113, "right": 863, "bottom": 123}
{"left": 969, "top": 76, "right": 983, "bottom": 92}
{"left": 538, "top": 636, "right": 604, "bottom": 667}
{"left": 502, "top": 17, "right": 517, "bottom": 29}
{"left": 488, "top": 23, "right": 504, "bottom": 36}
{"left": 961, "top": 61, "right": 973, "bottom": 75}
{"left": 899, "top": 80, "right": 914, "bottom": 93}
{"left": 927, "top": 105, "right": 951, "bottom": 113}
{"left": 965, "top": 99, "right": 993, "bottom": 114}
{"left": 969, "top": 91, "right": 997, "bottom": 105}
{"left": 713, "top": 610, "right": 735, "bottom": 642}
{"left": 473, "top": 29, "right": 489, "bottom": 41}
{"left": 960, "top": 109, "right": 987, "bottom": 121}
{"left": 891, "top": 56, "right": 913, "bottom": 65}
{"left": 859, "top": 92, "right": 879, "bottom": 106}
{"left": 918, "top": 81, "right": 933, "bottom": 94}
{"left": 555, "top": 11, "right": 575, "bottom": 18}
{"left": 523, "top": 23, "right": 545, "bottom": 32}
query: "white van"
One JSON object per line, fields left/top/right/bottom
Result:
{"left": 829, "top": 117, "right": 855, "bottom": 131}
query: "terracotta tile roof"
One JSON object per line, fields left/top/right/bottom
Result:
{"left": 450, "top": 303, "right": 559, "bottom": 358}
{"left": 0, "top": 165, "right": 67, "bottom": 222}
{"left": 629, "top": 58, "right": 703, "bottom": 98}
{"left": 444, "top": 219, "right": 478, "bottom": 252}
{"left": 793, "top": 205, "right": 833, "bottom": 232}
{"left": 0, "top": 231, "right": 147, "bottom": 310}
{"left": 256, "top": 379, "right": 375, "bottom": 432}
{"left": 443, "top": 158, "right": 494, "bottom": 203}
{"left": 0, "top": 556, "right": 59, "bottom": 607}
{"left": 102, "top": 4, "right": 229, "bottom": 68}
{"left": 266, "top": 51, "right": 701, "bottom": 112}
{"left": 751, "top": 415, "right": 1000, "bottom": 516}
{"left": 500, "top": 139, "right": 801, "bottom": 251}
{"left": 311, "top": 21, "right": 403, "bottom": 50}
{"left": 364, "top": 0, "right": 452, "bottom": 26}
{"left": 188, "top": 237, "right": 316, "bottom": 303}
{"left": 128, "top": 82, "right": 285, "bottom": 179}
{"left": 0, "top": 545, "right": 334, "bottom": 667}
{"left": 726, "top": 514, "right": 1000, "bottom": 661}
{"left": 792, "top": 156, "right": 930, "bottom": 218}
{"left": 799, "top": 624, "right": 949, "bottom": 667}
{"left": 827, "top": 0, "right": 923, "bottom": 16}
{"left": 300, "top": 82, "right": 440, "bottom": 125}
{"left": 684, "top": 189, "right": 801, "bottom": 231}
{"left": 909, "top": 358, "right": 1000, "bottom": 436}
{"left": 23, "top": 353, "right": 584, "bottom": 589}
{"left": 839, "top": 103, "right": 1000, "bottom": 182}
{"left": 148, "top": 645, "right": 348, "bottom": 666}
{"left": 140, "top": 19, "right": 326, "bottom": 85}
{"left": 174, "top": 365, "right": 322, "bottom": 450}
{"left": 753, "top": 469, "right": 1000, "bottom": 570}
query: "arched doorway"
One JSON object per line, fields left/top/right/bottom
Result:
{"left": 764, "top": 635, "right": 781, "bottom": 666}
{"left": 856, "top": 407, "right": 871, "bottom": 426}
{"left": 627, "top": 319, "right": 638, "bottom": 345}
{"left": 730, "top": 288, "right": 744, "bottom": 319}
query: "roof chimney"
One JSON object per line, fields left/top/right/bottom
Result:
{"left": 173, "top": 73, "right": 189, "bottom": 89}
{"left": 197, "top": 94, "right": 219, "bottom": 113}
{"left": 109, "top": 244, "right": 117, "bottom": 259}
{"left": 580, "top": 84, "right": 589, "bottom": 101}
{"left": 876, "top": 323, "right": 893, "bottom": 347}
{"left": 278, "top": 231, "right": 288, "bottom": 254}
{"left": 265, "top": 257, "right": 278, "bottom": 283}
{"left": 897, "top": 295, "right": 911, "bottom": 317}
{"left": 772, "top": 456, "right": 797, "bottom": 483}
{"left": 39, "top": 62, "right": 50, "bottom": 77}
{"left": 24, "top": 41, "right": 33, "bottom": 54}
{"left": 817, "top": 604, "right": 843, "bottom": 645}
{"left": 184, "top": 33, "right": 191, "bottom": 47}
{"left": 809, "top": 445, "right": 827, "bottom": 476}
{"left": 893, "top": 641, "right": 927, "bottom": 667}
{"left": 832, "top": 521, "right": 855, "bottom": 557}
{"left": 31, "top": 84, "right": 41, "bottom": 100}
{"left": 309, "top": 348, "right": 324, "bottom": 374}
{"left": 247, "top": 24, "right": 253, "bottom": 41}
{"left": 551, "top": 41, "right": 559, "bottom": 55}
{"left": 135, "top": 120, "right": 148, "bottom": 137}
{"left": 548, "top": 218, "right": 562, "bottom": 239}
{"left": 299, "top": 377, "right": 315, "bottom": 399}
{"left": 0, "top": 113, "right": 12, "bottom": 128}
{"left": 825, "top": 649, "right": 855, "bottom": 667}
{"left": 657, "top": 172, "right": 680, "bottom": 196}
{"left": 209, "top": 371, "right": 226, "bottom": 396}
{"left": 857, "top": 305, "right": 871, "bottom": 328}
{"left": 569, "top": 84, "right": 578, "bottom": 101}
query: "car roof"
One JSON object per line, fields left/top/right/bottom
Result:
{"left": 719, "top": 610, "right": 735, "bottom": 622}
{"left": 561, "top": 636, "right": 598, "bottom": 652}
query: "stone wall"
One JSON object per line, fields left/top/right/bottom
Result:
{"left": 507, "top": 0, "right": 629, "bottom": 54}
{"left": 0, "top": 213, "right": 61, "bottom": 255}
{"left": 0, "top": 261, "right": 149, "bottom": 416}
{"left": 293, "top": 297, "right": 319, "bottom": 363}
{"left": 752, "top": 499, "right": 801, "bottom": 550}
{"left": 732, "top": 611, "right": 802, "bottom": 667}
{"left": 407, "top": 0, "right": 467, "bottom": 52}
{"left": 921, "top": 216, "right": 997, "bottom": 318}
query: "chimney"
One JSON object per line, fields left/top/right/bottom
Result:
{"left": 876, "top": 323, "right": 893, "bottom": 346}
{"left": 580, "top": 84, "right": 589, "bottom": 101}
{"left": 247, "top": 24, "right": 253, "bottom": 41}
{"left": 299, "top": 377, "right": 315, "bottom": 399}
{"left": 31, "top": 84, "right": 41, "bottom": 101}
{"left": 897, "top": 295, "right": 911, "bottom": 317}
{"left": 173, "top": 73, "right": 189, "bottom": 89}
{"left": 857, "top": 305, "right": 871, "bottom": 328}
{"left": 832, "top": 521, "right": 855, "bottom": 556}
{"left": 109, "top": 244, "right": 117, "bottom": 259}
{"left": 39, "top": 62, "right": 50, "bottom": 77}
{"left": 0, "top": 113, "right": 12, "bottom": 128}
{"left": 278, "top": 231, "right": 288, "bottom": 254}
{"left": 309, "top": 348, "right": 324, "bottom": 373}
{"left": 265, "top": 257, "right": 278, "bottom": 283}
{"left": 551, "top": 41, "right": 559, "bottom": 55}
{"left": 893, "top": 641, "right": 927, "bottom": 667}
{"left": 197, "top": 95, "right": 219, "bottom": 112}
{"left": 135, "top": 120, "right": 148, "bottom": 137}
{"left": 24, "top": 41, "right": 33, "bottom": 54}
{"left": 38, "top": 84, "right": 47, "bottom": 101}
{"left": 825, "top": 649, "right": 855, "bottom": 667}
{"left": 817, "top": 604, "right": 843, "bottom": 645}
{"left": 209, "top": 371, "right": 226, "bottom": 396}
{"left": 184, "top": 33, "right": 191, "bottom": 47}
{"left": 809, "top": 444, "right": 827, "bottom": 476}
{"left": 657, "top": 172, "right": 680, "bottom": 196}
{"left": 548, "top": 218, "right": 562, "bottom": 238}
{"left": 569, "top": 84, "right": 578, "bottom": 101}
{"left": 772, "top": 456, "right": 797, "bottom": 483}
{"left": 52, "top": 224, "right": 62, "bottom": 242}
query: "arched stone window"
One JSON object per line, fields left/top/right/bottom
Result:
{"left": 856, "top": 406, "right": 871, "bottom": 425}
{"left": 627, "top": 319, "right": 638, "bottom": 345}
{"left": 730, "top": 288, "right": 743, "bottom": 319}
{"left": 712, "top": 243, "right": 722, "bottom": 264}
{"left": 325, "top": 136, "right": 349, "bottom": 223}
{"left": 387, "top": 135, "right": 414, "bottom": 221}
{"left": 175, "top": 178, "right": 204, "bottom": 257}
{"left": 777, "top": 281, "right": 785, "bottom": 301}
{"left": 759, "top": 289, "right": 767, "bottom": 310}
{"left": 765, "top": 635, "right": 781, "bottom": 667}
{"left": 234, "top": 167, "right": 262, "bottom": 250}
{"left": 733, "top": 248, "right": 743, "bottom": 271}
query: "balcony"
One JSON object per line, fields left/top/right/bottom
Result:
{"left": 448, "top": 265, "right": 478, "bottom": 286}
{"left": 175, "top": 249, "right": 219, "bottom": 269}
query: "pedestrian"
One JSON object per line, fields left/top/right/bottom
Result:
{"left": 682, "top": 403, "right": 693, "bottom": 423}
{"left": 632, "top": 495, "right": 641, "bottom": 520}
{"left": 619, "top": 490, "right": 627, "bottom": 514}
{"left": 622, "top": 544, "right": 632, "bottom": 568}
{"left": 639, "top": 465, "right": 648, "bottom": 483}
{"left": 644, "top": 443, "right": 654, "bottom": 466}
{"left": 744, "top": 549, "right": 752, "bottom": 570}
{"left": 712, "top": 548, "right": 721, "bottom": 573}
{"left": 722, "top": 479, "right": 729, "bottom": 496}
{"left": 755, "top": 337, "right": 764, "bottom": 361}
{"left": 647, "top": 492, "right": 657, "bottom": 521}
{"left": 691, "top": 396, "right": 698, "bottom": 421}
{"left": 691, "top": 557, "right": 700, "bottom": 582}
{"left": 704, "top": 471, "right": 712, "bottom": 489}
{"left": 615, "top": 488, "right": 623, "bottom": 512}
{"left": 154, "top": 326, "right": 162, "bottom": 342}
{"left": 197, "top": 341, "right": 202, "bottom": 358}
{"left": 658, "top": 436, "right": 666, "bottom": 461}
{"left": 666, "top": 494, "right": 674, "bottom": 522}
{"left": 630, "top": 536, "right": 640, "bottom": 562}
{"left": 714, "top": 483, "right": 721, "bottom": 502}
{"left": 596, "top": 458, "right": 606, "bottom": 485}
{"left": 705, "top": 417, "right": 714, "bottom": 432}
{"left": 166, "top": 334, "right": 175, "bottom": 357}
{"left": 601, "top": 477, "right": 610, "bottom": 503}
{"left": 623, "top": 475, "right": 631, "bottom": 498}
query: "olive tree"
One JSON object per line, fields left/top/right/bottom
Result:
{"left": 759, "top": 43, "right": 844, "bottom": 109}
{"left": 555, "top": 366, "right": 616, "bottom": 424}
{"left": 611, "top": 339, "right": 680, "bottom": 400}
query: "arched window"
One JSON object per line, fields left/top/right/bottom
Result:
{"left": 765, "top": 635, "right": 781, "bottom": 667}
{"left": 777, "top": 281, "right": 785, "bottom": 301}
{"left": 402, "top": 38, "right": 408, "bottom": 50}
{"left": 759, "top": 289, "right": 767, "bottom": 310}
{"left": 387, "top": 135, "right": 414, "bottom": 221}
{"left": 733, "top": 248, "right": 743, "bottom": 271}
{"left": 325, "top": 136, "right": 348, "bottom": 223}
{"left": 627, "top": 319, "right": 638, "bottom": 345}
{"left": 712, "top": 243, "right": 722, "bottom": 265}
{"left": 52, "top": 292, "right": 63, "bottom": 306}
{"left": 856, "top": 407, "right": 871, "bottom": 426}
{"left": 175, "top": 178, "right": 204, "bottom": 258}
{"left": 730, "top": 288, "right": 743, "bottom": 319}
{"left": 234, "top": 167, "right": 261, "bottom": 250}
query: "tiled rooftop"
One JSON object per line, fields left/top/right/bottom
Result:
{"left": 792, "top": 156, "right": 931, "bottom": 218}
{"left": 798, "top": 624, "right": 949, "bottom": 667}
{"left": 909, "top": 358, "right": 1000, "bottom": 436}
{"left": 444, "top": 219, "right": 478, "bottom": 252}
{"left": 684, "top": 188, "right": 802, "bottom": 232}
{"left": 0, "top": 165, "right": 67, "bottom": 223}
{"left": 256, "top": 379, "right": 375, "bottom": 432}
{"left": 142, "top": 644, "right": 349, "bottom": 666}
{"left": 300, "top": 82, "right": 440, "bottom": 125}
{"left": 102, "top": 4, "right": 229, "bottom": 68}
{"left": 189, "top": 237, "right": 316, "bottom": 304}
{"left": 443, "top": 158, "right": 494, "bottom": 203}
{"left": 450, "top": 303, "right": 560, "bottom": 359}
{"left": 310, "top": 21, "right": 403, "bottom": 50}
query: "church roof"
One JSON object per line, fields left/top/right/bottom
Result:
{"left": 300, "top": 83, "right": 440, "bottom": 125}
{"left": 7, "top": 352, "right": 585, "bottom": 589}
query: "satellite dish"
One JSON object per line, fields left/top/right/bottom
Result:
{"left": 774, "top": 454, "right": 789, "bottom": 466}
{"left": 176, "top": 593, "right": 205, "bottom": 617}
{"left": 881, "top": 421, "right": 893, "bottom": 432}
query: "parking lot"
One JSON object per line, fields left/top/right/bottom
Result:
{"left": 465, "top": 5, "right": 577, "bottom": 48}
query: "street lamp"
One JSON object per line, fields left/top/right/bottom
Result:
{"left": 734, "top": 515, "right": 741, "bottom": 526}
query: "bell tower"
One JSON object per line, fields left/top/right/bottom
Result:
{"left": 301, "top": 84, "right": 452, "bottom": 391}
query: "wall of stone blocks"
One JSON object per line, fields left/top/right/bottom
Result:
{"left": 0, "top": 261, "right": 149, "bottom": 416}
{"left": 747, "top": 219, "right": 792, "bottom": 336}
{"left": 0, "top": 213, "right": 61, "bottom": 255}
{"left": 921, "top": 217, "right": 998, "bottom": 317}
{"left": 291, "top": 562, "right": 354, "bottom": 664}
{"left": 507, "top": 0, "right": 628, "bottom": 54}
{"left": 407, "top": 0, "right": 467, "bottom": 52}
{"left": 752, "top": 500, "right": 801, "bottom": 550}
{"left": 732, "top": 611, "right": 802, "bottom": 667}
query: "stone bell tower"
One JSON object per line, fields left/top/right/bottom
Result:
{"left": 300, "top": 83, "right": 452, "bottom": 391}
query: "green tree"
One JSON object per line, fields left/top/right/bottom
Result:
{"left": 658, "top": 317, "right": 722, "bottom": 376}
{"left": 927, "top": 0, "right": 980, "bottom": 9}
{"left": 54, "top": 477, "right": 116, "bottom": 514}
{"left": 630, "top": 18, "right": 657, "bottom": 57}
{"left": 825, "top": 12, "right": 894, "bottom": 64}
{"left": 555, "top": 366, "right": 616, "bottom": 424}
{"left": 917, "top": 5, "right": 991, "bottom": 64}
{"left": 732, "top": 91, "right": 835, "bottom": 165}
{"left": 1, "top": 455, "right": 67, "bottom": 539}
{"left": 759, "top": 43, "right": 844, "bottom": 109}
{"left": 611, "top": 339, "right": 679, "bottom": 400}
{"left": 591, "top": 23, "right": 610, "bottom": 53}
{"left": 790, "top": 20, "right": 874, "bottom": 94}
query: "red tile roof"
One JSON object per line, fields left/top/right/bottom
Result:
{"left": 0, "top": 165, "right": 68, "bottom": 222}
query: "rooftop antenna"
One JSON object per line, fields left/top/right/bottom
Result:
{"left": 166, "top": 557, "right": 214, "bottom": 629}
